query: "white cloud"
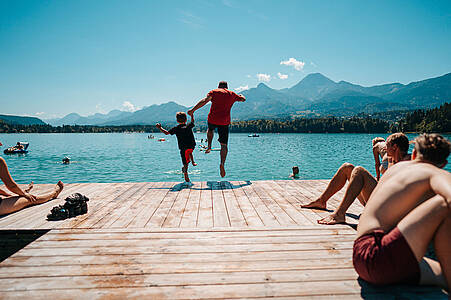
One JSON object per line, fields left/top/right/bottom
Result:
{"left": 122, "top": 101, "right": 139, "bottom": 112}
{"left": 246, "top": 74, "right": 251, "bottom": 78}
{"left": 235, "top": 85, "right": 249, "bottom": 93}
{"left": 35, "top": 112, "right": 44, "bottom": 116}
{"left": 95, "top": 103, "right": 107, "bottom": 114}
{"left": 280, "top": 58, "right": 305, "bottom": 71}
{"left": 256, "top": 73, "right": 271, "bottom": 82}
{"left": 179, "top": 11, "right": 203, "bottom": 28}
{"left": 277, "top": 72, "right": 288, "bottom": 80}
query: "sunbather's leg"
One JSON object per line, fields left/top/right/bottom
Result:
{"left": 317, "top": 166, "right": 377, "bottom": 224}
{"left": 302, "top": 163, "right": 354, "bottom": 209}
{"left": 0, "top": 181, "right": 64, "bottom": 216}
{"left": 397, "top": 195, "right": 450, "bottom": 290}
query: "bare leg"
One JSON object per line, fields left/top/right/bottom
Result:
{"left": 190, "top": 153, "right": 197, "bottom": 166}
{"left": 318, "top": 166, "right": 377, "bottom": 225}
{"left": 182, "top": 165, "right": 190, "bottom": 182}
{"left": 397, "top": 195, "right": 450, "bottom": 290}
{"left": 302, "top": 163, "right": 354, "bottom": 209}
{"left": 0, "top": 181, "right": 64, "bottom": 216}
{"left": 219, "top": 143, "right": 227, "bottom": 178}
{"left": 205, "top": 129, "right": 213, "bottom": 153}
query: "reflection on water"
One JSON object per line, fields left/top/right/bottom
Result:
{"left": 1, "top": 133, "right": 449, "bottom": 184}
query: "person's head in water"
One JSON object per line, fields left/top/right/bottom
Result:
{"left": 218, "top": 81, "right": 228, "bottom": 89}
{"left": 62, "top": 157, "right": 70, "bottom": 164}
{"left": 413, "top": 133, "right": 450, "bottom": 167}
{"left": 290, "top": 166, "right": 299, "bottom": 178}
{"left": 176, "top": 112, "right": 187, "bottom": 124}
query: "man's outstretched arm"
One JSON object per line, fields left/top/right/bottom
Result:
{"left": 236, "top": 94, "right": 246, "bottom": 102}
{"left": 188, "top": 96, "right": 212, "bottom": 115}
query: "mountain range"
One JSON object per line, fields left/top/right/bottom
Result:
{"left": 11, "top": 72, "right": 451, "bottom": 126}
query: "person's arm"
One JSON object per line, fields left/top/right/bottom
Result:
{"left": 156, "top": 123, "right": 170, "bottom": 135}
{"left": 0, "top": 157, "right": 36, "bottom": 201}
{"left": 236, "top": 94, "right": 246, "bottom": 102}
{"left": 373, "top": 145, "right": 381, "bottom": 180}
{"left": 188, "top": 95, "right": 212, "bottom": 115}
{"left": 189, "top": 112, "right": 195, "bottom": 124}
{"left": 430, "top": 171, "right": 451, "bottom": 207}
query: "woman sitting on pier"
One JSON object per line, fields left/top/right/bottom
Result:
{"left": 0, "top": 156, "right": 64, "bottom": 216}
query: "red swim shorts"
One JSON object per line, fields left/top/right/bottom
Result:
{"left": 180, "top": 148, "right": 193, "bottom": 165}
{"left": 353, "top": 227, "right": 420, "bottom": 285}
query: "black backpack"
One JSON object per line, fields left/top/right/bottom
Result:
{"left": 47, "top": 193, "right": 89, "bottom": 221}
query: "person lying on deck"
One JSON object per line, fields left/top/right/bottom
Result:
{"left": 301, "top": 133, "right": 410, "bottom": 225}
{"left": 353, "top": 133, "right": 451, "bottom": 291}
{"left": 0, "top": 156, "right": 64, "bottom": 216}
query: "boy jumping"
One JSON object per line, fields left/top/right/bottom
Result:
{"left": 156, "top": 112, "right": 196, "bottom": 183}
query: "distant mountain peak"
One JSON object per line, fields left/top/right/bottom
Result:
{"left": 301, "top": 73, "right": 335, "bottom": 84}
{"left": 257, "top": 83, "right": 270, "bottom": 89}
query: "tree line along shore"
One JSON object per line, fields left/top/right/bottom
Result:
{"left": 1, "top": 102, "right": 449, "bottom": 134}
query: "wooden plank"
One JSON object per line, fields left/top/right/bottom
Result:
{"left": 4, "top": 251, "right": 353, "bottom": 266}
{"left": 108, "top": 182, "right": 158, "bottom": 228}
{"left": 162, "top": 183, "right": 191, "bottom": 228}
{"left": 0, "top": 268, "right": 359, "bottom": 291}
{"left": 70, "top": 183, "right": 138, "bottom": 228}
{"left": 260, "top": 180, "right": 312, "bottom": 226}
{"left": 240, "top": 181, "right": 279, "bottom": 226}
{"left": 252, "top": 181, "right": 296, "bottom": 226}
{"left": 210, "top": 181, "right": 230, "bottom": 227}
{"left": 179, "top": 181, "right": 201, "bottom": 227}
{"left": 229, "top": 181, "right": 264, "bottom": 227}
{"left": 126, "top": 181, "right": 172, "bottom": 228}
{"left": 0, "top": 281, "right": 370, "bottom": 299}
{"left": 197, "top": 181, "right": 213, "bottom": 227}
{"left": 145, "top": 182, "right": 180, "bottom": 228}
{"left": 93, "top": 182, "right": 150, "bottom": 228}
{"left": 221, "top": 181, "right": 247, "bottom": 227}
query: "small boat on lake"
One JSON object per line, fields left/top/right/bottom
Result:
{"left": 4, "top": 142, "right": 29, "bottom": 154}
{"left": 248, "top": 134, "right": 259, "bottom": 137}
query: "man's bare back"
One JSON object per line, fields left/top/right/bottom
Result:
{"left": 357, "top": 160, "right": 451, "bottom": 239}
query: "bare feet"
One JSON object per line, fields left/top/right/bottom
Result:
{"left": 53, "top": 181, "right": 64, "bottom": 198}
{"left": 25, "top": 181, "right": 34, "bottom": 193}
{"left": 301, "top": 198, "right": 327, "bottom": 210}
{"left": 205, "top": 148, "right": 211, "bottom": 154}
{"left": 220, "top": 164, "right": 226, "bottom": 177}
{"left": 317, "top": 213, "right": 345, "bottom": 225}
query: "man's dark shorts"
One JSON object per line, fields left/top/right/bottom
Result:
{"left": 208, "top": 122, "right": 229, "bottom": 145}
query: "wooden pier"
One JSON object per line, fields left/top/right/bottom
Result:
{"left": 0, "top": 180, "right": 447, "bottom": 299}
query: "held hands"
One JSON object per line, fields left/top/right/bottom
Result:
{"left": 187, "top": 110, "right": 194, "bottom": 117}
{"left": 156, "top": 123, "right": 162, "bottom": 128}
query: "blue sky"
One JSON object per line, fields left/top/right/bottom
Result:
{"left": 1, "top": 0, "right": 450, "bottom": 119}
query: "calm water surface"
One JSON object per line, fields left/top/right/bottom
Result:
{"left": 1, "top": 133, "right": 450, "bottom": 184}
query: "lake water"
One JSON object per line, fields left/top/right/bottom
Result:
{"left": 1, "top": 133, "right": 450, "bottom": 184}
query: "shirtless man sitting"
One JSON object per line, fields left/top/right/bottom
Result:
{"left": 302, "top": 133, "right": 410, "bottom": 224}
{"left": 354, "top": 133, "right": 450, "bottom": 291}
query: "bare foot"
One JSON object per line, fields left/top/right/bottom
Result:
{"left": 192, "top": 162, "right": 197, "bottom": 166}
{"left": 317, "top": 213, "right": 345, "bottom": 225}
{"left": 53, "top": 181, "right": 64, "bottom": 198}
{"left": 25, "top": 181, "right": 34, "bottom": 193}
{"left": 205, "top": 148, "right": 211, "bottom": 154}
{"left": 301, "top": 199, "right": 327, "bottom": 209}
{"left": 220, "top": 164, "right": 226, "bottom": 177}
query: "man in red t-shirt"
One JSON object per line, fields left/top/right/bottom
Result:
{"left": 188, "top": 81, "right": 245, "bottom": 177}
